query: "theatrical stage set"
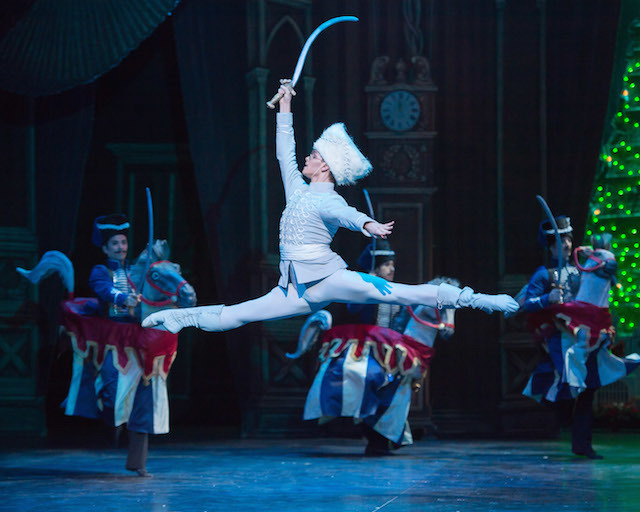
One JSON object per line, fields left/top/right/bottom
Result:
{"left": 1, "top": 1, "right": 640, "bottom": 511}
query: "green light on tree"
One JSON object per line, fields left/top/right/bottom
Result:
{"left": 584, "top": 19, "right": 640, "bottom": 336}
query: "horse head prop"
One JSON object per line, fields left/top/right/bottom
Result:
{"left": 129, "top": 240, "right": 197, "bottom": 321}
{"left": 573, "top": 234, "right": 617, "bottom": 308}
{"left": 404, "top": 276, "right": 458, "bottom": 347}
{"left": 17, "top": 243, "right": 197, "bottom": 323}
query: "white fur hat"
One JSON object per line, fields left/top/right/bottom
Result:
{"left": 312, "top": 123, "right": 372, "bottom": 186}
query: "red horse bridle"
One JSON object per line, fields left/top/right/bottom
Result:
{"left": 572, "top": 246, "right": 613, "bottom": 273}
{"left": 128, "top": 260, "right": 187, "bottom": 307}
{"left": 406, "top": 305, "right": 455, "bottom": 330}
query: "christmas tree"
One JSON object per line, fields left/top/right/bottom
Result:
{"left": 586, "top": 19, "right": 640, "bottom": 336}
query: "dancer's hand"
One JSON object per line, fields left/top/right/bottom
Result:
{"left": 124, "top": 293, "right": 141, "bottom": 307}
{"left": 278, "top": 79, "right": 296, "bottom": 113}
{"left": 548, "top": 288, "right": 563, "bottom": 304}
{"left": 364, "top": 220, "right": 394, "bottom": 239}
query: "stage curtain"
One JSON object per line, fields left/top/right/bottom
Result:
{"left": 0, "top": 0, "right": 181, "bottom": 96}
{"left": 34, "top": 84, "right": 96, "bottom": 396}
{"left": 172, "top": 0, "right": 243, "bottom": 293}
{"left": 35, "top": 84, "right": 95, "bottom": 254}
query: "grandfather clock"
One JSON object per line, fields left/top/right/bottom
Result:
{"left": 365, "top": 56, "right": 436, "bottom": 181}
{"left": 364, "top": 55, "right": 437, "bottom": 283}
{"left": 364, "top": 55, "right": 438, "bottom": 432}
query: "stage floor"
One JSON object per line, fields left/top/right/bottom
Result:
{"left": 0, "top": 433, "right": 638, "bottom": 512}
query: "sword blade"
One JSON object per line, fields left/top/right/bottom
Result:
{"left": 536, "top": 194, "right": 564, "bottom": 283}
{"left": 290, "top": 16, "right": 358, "bottom": 87}
{"left": 363, "top": 188, "right": 376, "bottom": 273}
{"left": 138, "top": 187, "right": 154, "bottom": 294}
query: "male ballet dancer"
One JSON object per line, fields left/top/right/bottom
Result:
{"left": 143, "top": 83, "right": 518, "bottom": 333}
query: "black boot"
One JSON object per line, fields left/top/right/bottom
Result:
{"left": 125, "top": 430, "right": 152, "bottom": 477}
{"left": 362, "top": 424, "right": 394, "bottom": 456}
{"left": 571, "top": 389, "right": 603, "bottom": 460}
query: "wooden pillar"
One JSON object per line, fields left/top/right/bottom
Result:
{"left": 0, "top": 95, "right": 43, "bottom": 437}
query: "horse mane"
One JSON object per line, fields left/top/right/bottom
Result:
{"left": 129, "top": 239, "right": 171, "bottom": 287}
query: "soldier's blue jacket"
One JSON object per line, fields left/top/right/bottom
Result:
{"left": 523, "top": 258, "right": 579, "bottom": 313}
{"left": 89, "top": 259, "right": 133, "bottom": 309}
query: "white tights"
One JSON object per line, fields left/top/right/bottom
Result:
{"left": 219, "top": 269, "right": 439, "bottom": 331}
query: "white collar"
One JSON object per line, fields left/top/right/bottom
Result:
{"left": 309, "top": 182, "right": 335, "bottom": 193}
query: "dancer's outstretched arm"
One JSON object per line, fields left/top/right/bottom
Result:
{"left": 275, "top": 82, "right": 305, "bottom": 201}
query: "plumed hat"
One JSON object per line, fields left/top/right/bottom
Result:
{"left": 357, "top": 239, "right": 395, "bottom": 272}
{"left": 92, "top": 214, "right": 130, "bottom": 247}
{"left": 537, "top": 215, "right": 572, "bottom": 247}
{"left": 313, "top": 123, "right": 373, "bottom": 186}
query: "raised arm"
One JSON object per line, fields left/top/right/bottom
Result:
{"left": 276, "top": 82, "right": 305, "bottom": 200}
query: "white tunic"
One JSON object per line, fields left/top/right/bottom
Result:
{"left": 276, "top": 113, "right": 373, "bottom": 289}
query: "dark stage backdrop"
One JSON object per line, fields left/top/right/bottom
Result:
{"left": 309, "top": 0, "right": 620, "bottom": 419}
{"left": 0, "top": 0, "right": 622, "bottom": 436}
{"left": 144, "top": 0, "right": 615, "bottom": 429}
{"left": 0, "top": 83, "right": 95, "bottom": 411}
{"left": 173, "top": 0, "right": 239, "bottom": 295}
{"left": 35, "top": 86, "right": 95, "bottom": 255}
{"left": 431, "top": 0, "right": 620, "bottom": 414}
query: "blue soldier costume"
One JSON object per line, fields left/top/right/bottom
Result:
{"left": 522, "top": 216, "right": 599, "bottom": 459}
{"left": 89, "top": 214, "right": 151, "bottom": 476}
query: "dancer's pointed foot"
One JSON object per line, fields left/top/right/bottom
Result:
{"left": 142, "top": 305, "right": 224, "bottom": 333}
{"left": 437, "top": 284, "right": 519, "bottom": 314}
{"left": 479, "top": 293, "right": 520, "bottom": 314}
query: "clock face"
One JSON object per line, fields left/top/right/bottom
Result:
{"left": 380, "top": 90, "right": 420, "bottom": 132}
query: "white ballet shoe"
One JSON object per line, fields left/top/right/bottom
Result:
{"left": 142, "top": 305, "right": 224, "bottom": 333}
{"left": 437, "top": 283, "right": 519, "bottom": 314}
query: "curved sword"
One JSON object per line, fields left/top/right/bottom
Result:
{"left": 536, "top": 194, "right": 563, "bottom": 286}
{"left": 138, "top": 187, "right": 154, "bottom": 295}
{"left": 266, "top": 16, "right": 359, "bottom": 108}
{"left": 363, "top": 188, "right": 376, "bottom": 273}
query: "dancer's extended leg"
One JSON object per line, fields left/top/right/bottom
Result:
{"left": 302, "top": 269, "right": 439, "bottom": 306}
{"left": 143, "top": 270, "right": 517, "bottom": 333}
{"left": 219, "top": 284, "right": 322, "bottom": 330}
{"left": 301, "top": 270, "right": 518, "bottom": 313}
{"left": 142, "top": 284, "right": 325, "bottom": 333}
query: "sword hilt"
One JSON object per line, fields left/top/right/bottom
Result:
{"left": 266, "top": 80, "right": 295, "bottom": 109}
{"left": 266, "top": 91, "right": 284, "bottom": 109}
